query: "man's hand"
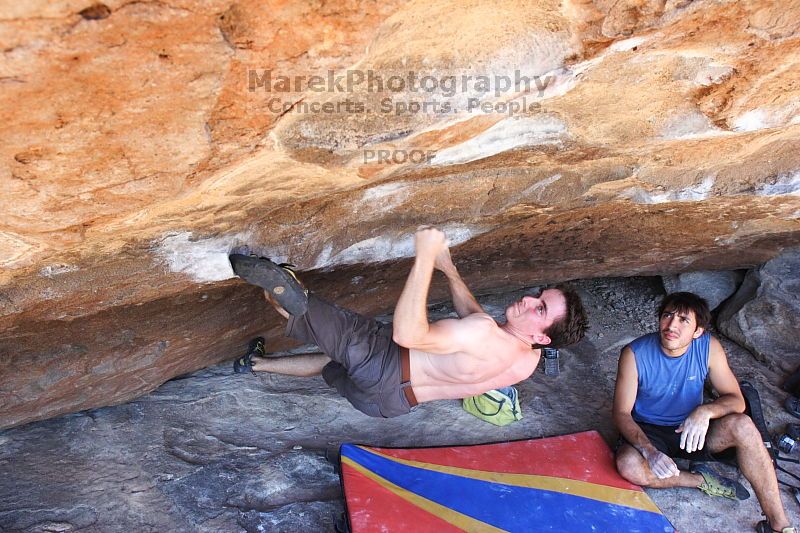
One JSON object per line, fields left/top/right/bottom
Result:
{"left": 415, "top": 227, "right": 447, "bottom": 260}
{"left": 676, "top": 406, "right": 712, "bottom": 453}
{"left": 642, "top": 447, "right": 680, "bottom": 479}
{"left": 433, "top": 246, "right": 456, "bottom": 275}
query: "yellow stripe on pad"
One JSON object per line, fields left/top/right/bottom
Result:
{"left": 352, "top": 445, "right": 662, "bottom": 515}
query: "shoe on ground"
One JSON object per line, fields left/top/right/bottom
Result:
{"left": 756, "top": 520, "right": 797, "bottom": 533}
{"left": 233, "top": 337, "right": 265, "bottom": 374}
{"left": 229, "top": 254, "right": 308, "bottom": 316}
{"left": 692, "top": 463, "right": 750, "bottom": 500}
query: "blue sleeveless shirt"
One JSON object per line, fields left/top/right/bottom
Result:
{"left": 630, "top": 332, "right": 710, "bottom": 426}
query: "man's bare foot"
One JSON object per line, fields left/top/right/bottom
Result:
{"left": 264, "top": 290, "right": 290, "bottom": 319}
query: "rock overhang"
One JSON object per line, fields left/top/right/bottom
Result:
{"left": 0, "top": 0, "right": 799, "bottom": 428}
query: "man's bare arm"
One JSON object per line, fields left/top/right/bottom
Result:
{"left": 393, "top": 228, "right": 492, "bottom": 353}
{"left": 434, "top": 247, "right": 484, "bottom": 318}
{"left": 677, "top": 336, "right": 745, "bottom": 452}
{"left": 705, "top": 335, "right": 746, "bottom": 414}
{"left": 613, "top": 347, "right": 680, "bottom": 479}
{"left": 392, "top": 228, "right": 446, "bottom": 348}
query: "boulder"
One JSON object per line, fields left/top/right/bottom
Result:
{"left": 718, "top": 248, "right": 800, "bottom": 372}
{"left": 661, "top": 270, "right": 744, "bottom": 310}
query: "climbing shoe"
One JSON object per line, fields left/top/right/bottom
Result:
{"left": 692, "top": 463, "right": 750, "bottom": 500}
{"left": 229, "top": 254, "right": 308, "bottom": 316}
{"left": 233, "top": 337, "right": 266, "bottom": 374}
{"left": 755, "top": 520, "right": 797, "bottom": 533}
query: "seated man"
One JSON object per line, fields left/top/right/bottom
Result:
{"left": 230, "top": 227, "right": 587, "bottom": 418}
{"left": 613, "top": 291, "right": 794, "bottom": 533}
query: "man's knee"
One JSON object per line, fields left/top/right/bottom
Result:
{"left": 716, "top": 413, "right": 760, "bottom": 443}
{"left": 616, "top": 447, "right": 651, "bottom": 486}
{"left": 708, "top": 413, "right": 762, "bottom": 453}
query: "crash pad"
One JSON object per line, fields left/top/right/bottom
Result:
{"left": 338, "top": 430, "right": 674, "bottom": 532}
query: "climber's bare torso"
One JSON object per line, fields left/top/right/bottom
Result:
{"left": 407, "top": 313, "right": 542, "bottom": 401}
{"left": 393, "top": 228, "right": 567, "bottom": 402}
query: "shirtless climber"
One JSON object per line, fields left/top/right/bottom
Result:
{"left": 229, "top": 227, "right": 588, "bottom": 418}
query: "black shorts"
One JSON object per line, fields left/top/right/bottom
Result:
{"left": 285, "top": 294, "right": 415, "bottom": 418}
{"left": 627, "top": 421, "right": 729, "bottom": 462}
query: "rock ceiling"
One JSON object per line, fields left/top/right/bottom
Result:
{"left": 0, "top": 0, "right": 798, "bottom": 428}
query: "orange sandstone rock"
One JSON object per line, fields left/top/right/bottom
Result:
{"left": 0, "top": 0, "right": 798, "bottom": 428}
